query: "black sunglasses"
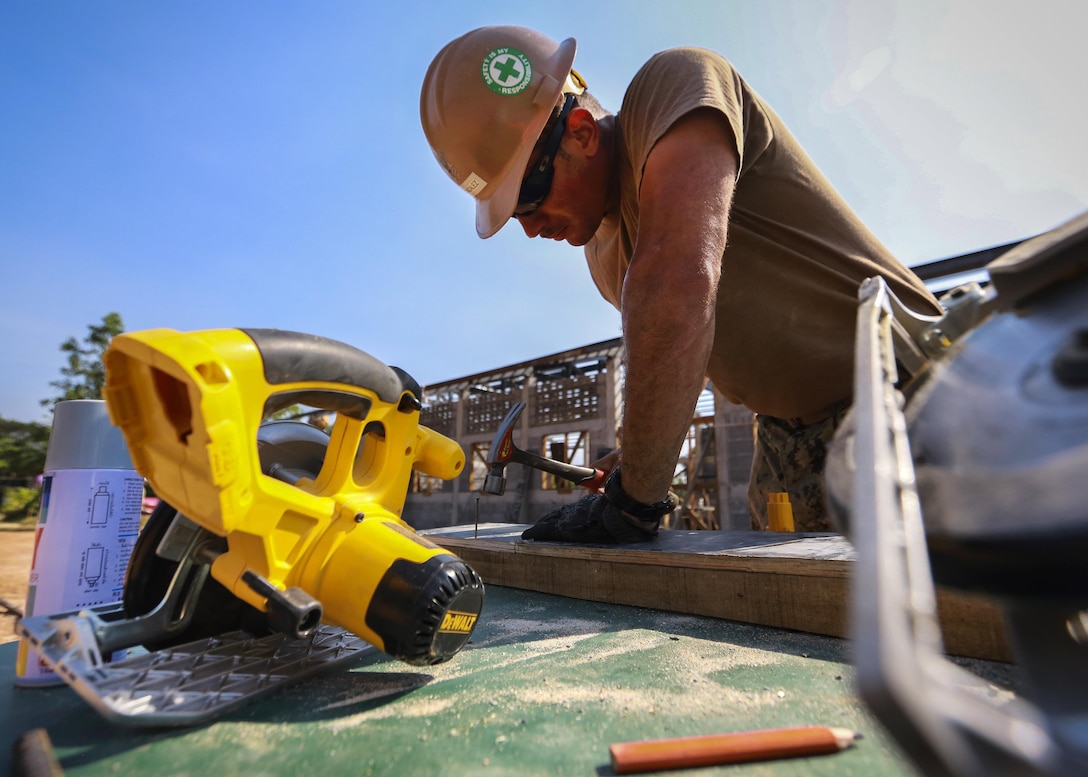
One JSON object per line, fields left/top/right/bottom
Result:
{"left": 514, "top": 93, "right": 576, "bottom": 218}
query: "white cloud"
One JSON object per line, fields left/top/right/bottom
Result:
{"left": 885, "top": 0, "right": 1088, "bottom": 230}
{"left": 824, "top": 46, "right": 893, "bottom": 112}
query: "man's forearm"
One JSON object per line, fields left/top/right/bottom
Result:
{"left": 609, "top": 109, "right": 736, "bottom": 506}
{"left": 618, "top": 267, "right": 716, "bottom": 505}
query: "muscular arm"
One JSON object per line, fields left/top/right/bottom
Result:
{"left": 618, "top": 108, "right": 738, "bottom": 504}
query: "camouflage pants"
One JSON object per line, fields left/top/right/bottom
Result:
{"left": 748, "top": 399, "right": 851, "bottom": 532}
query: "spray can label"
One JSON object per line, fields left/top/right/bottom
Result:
{"left": 15, "top": 468, "right": 143, "bottom": 685}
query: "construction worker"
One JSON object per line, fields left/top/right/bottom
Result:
{"left": 420, "top": 26, "right": 942, "bottom": 541}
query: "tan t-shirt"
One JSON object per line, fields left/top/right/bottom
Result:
{"left": 585, "top": 47, "right": 941, "bottom": 420}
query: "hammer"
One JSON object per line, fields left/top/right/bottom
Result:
{"left": 482, "top": 402, "right": 608, "bottom": 496}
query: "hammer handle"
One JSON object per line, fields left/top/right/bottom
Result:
{"left": 510, "top": 447, "right": 607, "bottom": 490}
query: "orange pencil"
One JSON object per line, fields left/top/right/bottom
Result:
{"left": 609, "top": 725, "right": 859, "bottom": 774}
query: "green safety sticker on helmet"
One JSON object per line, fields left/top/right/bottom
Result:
{"left": 481, "top": 47, "right": 533, "bottom": 96}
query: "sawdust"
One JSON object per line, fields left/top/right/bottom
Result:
{"left": 476, "top": 616, "right": 604, "bottom": 643}
{"left": 330, "top": 695, "right": 456, "bottom": 727}
{"left": 321, "top": 602, "right": 812, "bottom": 735}
{"left": 528, "top": 628, "right": 794, "bottom": 717}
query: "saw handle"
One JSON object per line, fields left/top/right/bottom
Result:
{"left": 242, "top": 328, "right": 421, "bottom": 418}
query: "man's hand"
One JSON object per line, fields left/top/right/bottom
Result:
{"left": 521, "top": 493, "right": 658, "bottom": 543}
{"left": 588, "top": 448, "right": 622, "bottom": 492}
{"left": 521, "top": 472, "right": 681, "bottom": 543}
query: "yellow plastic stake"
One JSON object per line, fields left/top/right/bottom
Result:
{"left": 768, "top": 492, "right": 795, "bottom": 532}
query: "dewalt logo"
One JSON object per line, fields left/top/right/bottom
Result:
{"left": 439, "top": 610, "right": 478, "bottom": 634}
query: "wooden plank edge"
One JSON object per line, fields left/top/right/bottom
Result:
{"left": 435, "top": 537, "right": 1011, "bottom": 664}
{"left": 436, "top": 537, "right": 853, "bottom": 579}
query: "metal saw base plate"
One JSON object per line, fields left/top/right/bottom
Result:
{"left": 18, "top": 614, "right": 374, "bottom": 728}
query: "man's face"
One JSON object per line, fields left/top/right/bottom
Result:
{"left": 513, "top": 107, "right": 608, "bottom": 247}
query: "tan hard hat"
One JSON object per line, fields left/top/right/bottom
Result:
{"left": 421, "top": 26, "right": 584, "bottom": 238}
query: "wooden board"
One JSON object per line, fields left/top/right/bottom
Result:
{"left": 424, "top": 523, "right": 1011, "bottom": 663}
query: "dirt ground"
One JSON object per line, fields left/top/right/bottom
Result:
{"left": 1, "top": 528, "right": 34, "bottom": 644}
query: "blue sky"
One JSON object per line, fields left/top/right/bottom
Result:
{"left": 3, "top": 0, "right": 1086, "bottom": 423}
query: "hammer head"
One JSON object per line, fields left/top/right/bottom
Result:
{"left": 481, "top": 402, "right": 526, "bottom": 496}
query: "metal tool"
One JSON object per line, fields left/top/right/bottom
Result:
{"left": 482, "top": 401, "right": 608, "bottom": 495}
{"left": 18, "top": 328, "right": 485, "bottom": 727}
{"left": 826, "top": 210, "right": 1088, "bottom": 776}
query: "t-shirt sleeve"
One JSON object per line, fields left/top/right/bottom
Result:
{"left": 620, "top": 47, "right": 747, "bottom": 193}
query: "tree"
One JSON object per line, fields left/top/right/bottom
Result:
{"left": 41, "top": 312, "right": 125, "bottom": 411}
{"left": 0, "top": 416, "right": 50, "bottom": 478}
{"left": 0, "top": 416, "right": 50, "bottom": 521}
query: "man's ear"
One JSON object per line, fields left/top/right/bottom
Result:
{"left": 565, "top": 108, "right": 600, "bottom": 156}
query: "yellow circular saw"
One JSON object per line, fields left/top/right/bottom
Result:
{"left": 104, "top": 327, "right": 484, "bottom": 666}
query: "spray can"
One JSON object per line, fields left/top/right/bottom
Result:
{"left": 15, "top": 400, "right": 143, "bottom": 686}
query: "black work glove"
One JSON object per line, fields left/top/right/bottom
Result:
{"left": 521, "top": 468, "right": 680, "bottom": 544}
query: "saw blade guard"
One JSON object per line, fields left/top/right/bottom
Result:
{"left": 825, "top": 210, "right": 1088, "bottom": 776}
